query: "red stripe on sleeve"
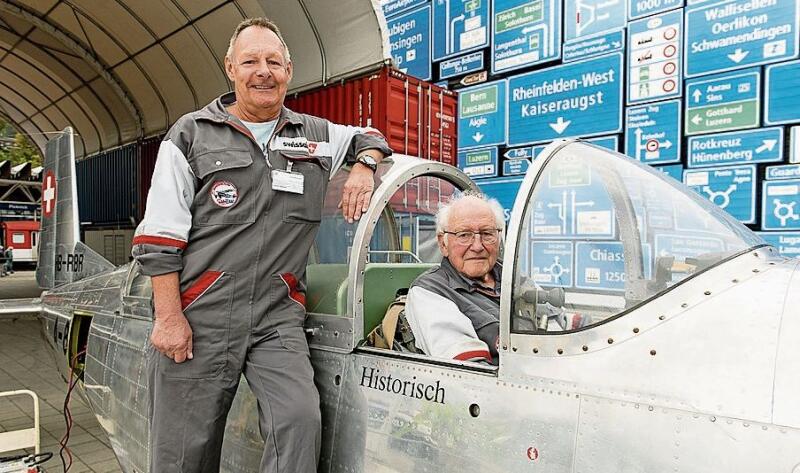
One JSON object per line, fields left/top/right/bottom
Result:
{"left": 454, "top": 350, "right": 492, "bottom": 362}
{"left": 132, "top": 235, "right": 188, "bottom": 250}
{"left": 181, "top": 271, "right": 223, "bottom": 310}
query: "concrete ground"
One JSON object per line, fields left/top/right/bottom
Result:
{"left": 0, "top": 271, "right": 122, "bottom": 472}
{"left": 0, "top": 270, "right": 44, "bottom": 299}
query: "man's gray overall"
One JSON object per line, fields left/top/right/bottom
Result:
{"left": 132, "top": 92, "right": 391, "bottom": 472}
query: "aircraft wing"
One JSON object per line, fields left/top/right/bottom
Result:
{"left": 0, "top": 298, "right": 41, "bottom": 317}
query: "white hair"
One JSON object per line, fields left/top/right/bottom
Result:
{"left": 435, "top": 191, "right": 505, "bottom": 240}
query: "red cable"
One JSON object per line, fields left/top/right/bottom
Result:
{"left": 59, "top": 349, "right": 86, "bottom": 472}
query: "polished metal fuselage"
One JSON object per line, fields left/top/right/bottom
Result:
{"left": 36, "top": 245, "right": 800, "bottom": 472}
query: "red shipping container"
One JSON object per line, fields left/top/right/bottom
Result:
{"left": 285, "top": 67, "right": 457, "bottom": 165}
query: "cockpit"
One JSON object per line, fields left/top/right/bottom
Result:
{"left": 301, "top": 139, "right": 764, "bottom": 360}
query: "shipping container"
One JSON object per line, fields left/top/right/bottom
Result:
{"left": 137, "top": 135, "right": 162, "bottom": 222}
{"left": 286, "top": 67, "right": 457, "bottom": 165}
{"left": 77, "top": 143, "right": 138, "bottom": 227}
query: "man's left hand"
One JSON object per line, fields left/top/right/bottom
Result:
{"left": 339, "top": 164, "right": 375, "bottom": 223}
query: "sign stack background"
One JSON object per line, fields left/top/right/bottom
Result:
{"left": 382, "top": 0, "right": 800, "bottom": 259}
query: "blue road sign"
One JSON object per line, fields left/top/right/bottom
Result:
{"left": 563, "top": 30, "right": 624, "bottom": 63}
{"left": 387, "top": 6, "right": 432, "bottom": 80}
{"left": 685, "top": 0, "right": 799, "bottom": 77}
{"left": 477, "top": 176, "right": 524, "bottom": 222}
{"left": 532, "top": 241, "right": 573, "bottom": 287}
{"left": 531, "top": 162, "right": 616, "bottom": 239}
{"left": 627, "top": 10, "right": 682, "bottom": 104}
{"left": 458, "top": 80, "right": 507, "bottom": 149}
{"left": 654, "top": 164, "right": 683, "bottom": 181}
{"left": 532, "top": 135, "right": 618, "bottom": 160}
{"left": 458, "top": 147, "right": 498, "bottom": 178}
{"left": 433, "top": 0, "right": 490, "bottom": 61}
{"left": 766, "top": 165, "right": 800, "bottom": 181}
{"left": 687, "top": 127, "right": 784, "bottom": 168}
{"left": 654, "top": 234, "right": 725, "bottom": 262}
{"left": 503, "top": 158, "right": 531, "bottom": 175}
{"left": 685, "top": 68, "right": 760, "bottom": 135}
{"left": 587, "top": 135, "right": 619, "bottom": 151}
{"left": 507, "top": 53, "right": 623, "bottom": 146}
{"left": 505, "top": 147, "right": 533, "bottom": 160}
{"left": 565, "top": 0, "right": 625, "bottom": 42}
{"left": 382, "top": 0, "right": 428, "bottom": 17}
{"left": 793, "top": 126, "right": 800, "bottom": 164}
{"left": 765, "top": 60, "right": 800, "bottom": 126}
{"left": 629, "top": 0, "right": 683, "bottom": 20}
{"left": 575, "top": 242, "right": 651, "bottom": 292}
{"left": 440, "top": 51, "right": 484, "bottom": 79}
{"left": 684, "top": 165, "right": 756, "bottom": 223}
{"left": 491, "top": 0, "right": 562, "bottom": 73}
{"left": 756, "top": 232, "right": 800, "bottom": 258}
{"left": 625, "top": 99, "right": 681, "bottom": 164}
{"left": 762, "top": 179, "right": 800, "bottom": 230}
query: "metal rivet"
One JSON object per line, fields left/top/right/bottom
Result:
{"left": 710, "top": 416, "right": 716, "bottom": 422}
{"left": 732, "top": 279, "right": 739, "bottom": 283}
{"left": 512, "top": 346, "right": 518, "bottom": 352}
{"left": 659, "top": 315, "right": 666, "bottom": 320}
{"left": 502, "top": 345, "right": 507, "bottom": 350}
{"left": 469, "top": 404, "right": 480, "bottom": 418}
{"left": 704, "top": 291, "right": 711, "bottom": 295}
{"left": 333, "top": 331, "right": 339, "bottom": 337}
{"left": 681, "top": 303, "right": 688, "bottom": 308}
{"left": 753, "top": 269, "right": 760, "bottom": 273}
{"left": 633, "top": 327, "right": 640, "bottom": 333}
{"left": 533, "top": 347, "right": 539, "bottom": 354}
{"left": 215, "top": 160, "right": 221, "bottom": 166}
{"left": 607, "top": 338, "right": 614, "bottom": 344}
{"left": 582, "top": 345, "right": 588, "bottom": 351}
{"left": 557, "top": 348, "right": 563, "bottom": 355}
{"left": 650, "top": 350, "right": 657, "bottom": 356}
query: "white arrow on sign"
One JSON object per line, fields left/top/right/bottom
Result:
{"left": 549, "top": 117, "right": 571, "bottom": 134}
{"left": 727, "top": 48, "right": 749, "bottom": 63}
{"left": 472, "top": 132, "right": 484, "bottom": 143}
{"left": 756, "top": 139, "right": 778, "bottom": 153}
{"left": 691, "top": 114, "right": 703, "bottom": 125}
{"left": 692, "top": 89, "right": 702, "bottom": 103}
{"left": 661, "top": 140, "right": 673, "bottom": 149}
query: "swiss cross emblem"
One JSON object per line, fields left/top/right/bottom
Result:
{"left": 307, "top": 142, "right": 318, "bottom": 154}
{"left": 43, "top": 170, "right": 56, "bottom": 217}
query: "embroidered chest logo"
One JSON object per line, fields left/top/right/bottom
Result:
{"left": 211, "top": 180, "right": 239, "bottom": 208}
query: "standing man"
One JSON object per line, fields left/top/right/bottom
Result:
{"left": 4, "top": 246, "right": 12, "bottom": 274}
{"left": 132, "top": 17, "right": 391, "bottom": 473}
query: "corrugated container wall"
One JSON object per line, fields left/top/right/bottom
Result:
{"left": 77, "top": 143, "right": 138, "bottom": 227}
{"left": 138, "top": 135, "right": 162, "bottom": 222}
{"left": 285, "top": 67, "right": 457, "bottom": 165}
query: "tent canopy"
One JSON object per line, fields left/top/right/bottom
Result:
{"left": 0, "top": 0, "right": 391, "bottom": 157}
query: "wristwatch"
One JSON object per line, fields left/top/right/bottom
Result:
{"left": 355, "top": 153, "right": 378, "bottom": 172}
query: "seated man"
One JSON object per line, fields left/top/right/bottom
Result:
{"left": 405, "top": 192, "right": 504, "bottom": 365}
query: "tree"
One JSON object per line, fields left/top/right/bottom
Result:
{"left": 0, "top": 118, "right": 42, "bottom": 167}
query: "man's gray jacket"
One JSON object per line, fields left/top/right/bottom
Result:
{"left": 132, "top": 91, "right": 392, "bottom": 336}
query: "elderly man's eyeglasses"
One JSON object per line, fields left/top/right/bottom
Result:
{"left": 442, "top": 229, "right": 501, "bottom": 245}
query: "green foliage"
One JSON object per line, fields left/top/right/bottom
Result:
{"left": 0, "top": 118, "right": 42, "bottom": 167}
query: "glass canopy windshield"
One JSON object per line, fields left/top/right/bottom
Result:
{"left": 512, "top": 141, "right": 762, "bottom": 333}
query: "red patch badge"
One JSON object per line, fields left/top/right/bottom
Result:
{"left": 307, "top": 142, "right": 318, "bottom": 154}
{"left": 210, "top": 181, "right": 238, "bottom": 208}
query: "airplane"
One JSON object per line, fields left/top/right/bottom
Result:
{"left": 2, "top": 128, "right": 799, "bottom": 472}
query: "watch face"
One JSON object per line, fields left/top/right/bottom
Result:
{"left": 358, "top": 155, "right": 377, "bottom": 169}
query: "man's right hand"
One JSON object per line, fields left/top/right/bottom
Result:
{"left": 151, "top": 312, "right": 194, "bottom": 363}
{"left": 150, "top": 272, "right": 192, "bottom": 363}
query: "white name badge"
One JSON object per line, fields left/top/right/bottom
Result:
{"left": 271, "top": 169, "right": 304, "bottom": 194}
